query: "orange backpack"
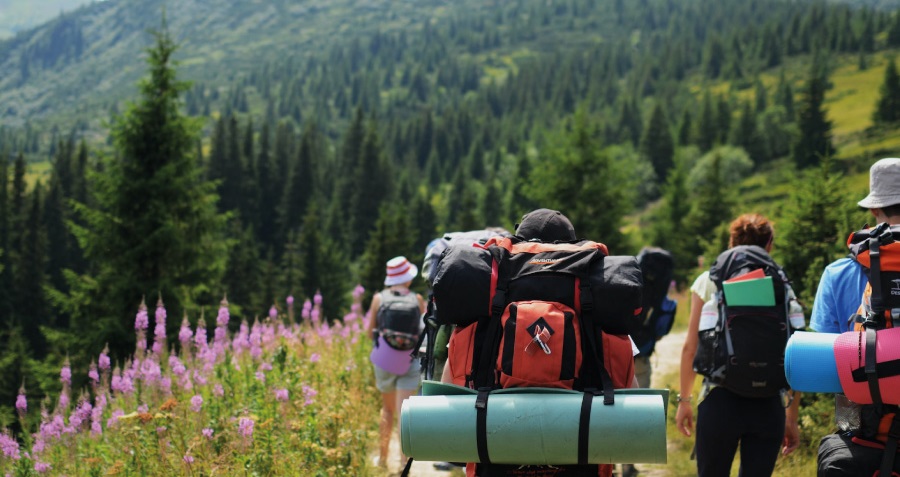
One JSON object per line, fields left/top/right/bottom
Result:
{"left": 846, "top": 223, "right": 900, "bottom": 476}
{"left": 443, "top": 237, "right": 638, "bottom": 477}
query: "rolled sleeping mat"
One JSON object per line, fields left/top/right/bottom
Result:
{"left": 834, "top": 327, "right": 900, "bottom": 405}
{"left": 369, "top": 336, "right": 414, "bottom": 375}
{"left": 784, "top": 331, "right": 843, "bottom": 394}
{"left": 401, "top": 382, "right": 667, "bottom": 465}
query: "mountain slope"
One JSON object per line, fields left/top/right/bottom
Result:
{"left": 0, "top": 0, "right": 94, "bottom": 39}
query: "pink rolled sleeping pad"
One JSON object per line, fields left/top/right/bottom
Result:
{"left": 834, "top": 327, "right": 900, "bottom": 405}
{"left": 370, "top": 335, "right": 414, "bottom": 375}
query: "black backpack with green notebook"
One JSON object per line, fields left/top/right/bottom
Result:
{"left": 693, "top": 245, "right": 793, "bottom": 398}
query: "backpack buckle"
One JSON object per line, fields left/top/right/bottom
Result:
{"left": 525, "top": 326, "right": 552, "bottom": 355}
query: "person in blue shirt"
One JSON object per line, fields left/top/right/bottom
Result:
{"left": 810, "top": 158, "right": 900, "bottom": 333}
{"left": 813, "top": 158, "right": 900, "bottom": 477}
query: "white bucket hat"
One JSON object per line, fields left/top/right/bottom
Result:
{"left": 858, "top": 158, "right": 900, "bottom": 209}
{"left": 384, "top": 256, "right": 418, "bottom": 286}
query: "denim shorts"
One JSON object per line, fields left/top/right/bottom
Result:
{"left": 373, "top": 359, "right": 421, "bottom": 393}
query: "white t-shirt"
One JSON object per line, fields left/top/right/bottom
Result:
{"left": 690, "top": 271, "right": 717, "bottom": 303}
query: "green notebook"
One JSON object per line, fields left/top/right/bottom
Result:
{"left": 722, "top": 276, "right": 775, "bottom": 306}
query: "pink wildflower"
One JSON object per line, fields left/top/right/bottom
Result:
{"left": 314, "top": 291, "right": 322, "bottom": 305}
{"left": 107, "top": 409, "right": 124, "bottom": 428}
{"left": 255, "top": 371, "right": 265, "bottom": 383}
{"left": 274, "top": 388, "right": 289, "bottom": 402}
{"left": 238, "top": 417, "right": 254, "bottom": 439}
{"left": 60, "top": 360, "right": 71, "bottom": 386}
{"left": 88, "top": 363, "right": 99, "bottom": 383}
{"left": 268, "top": 305, "right": 277, "bottom": 320}
{"left": 213, "top": 384, "right": 224, "bottom": 398}
{"left": 178, "top": 316, "right": 193, "bottom": 345}
{"left": 202, "top": 428, "right": 214, "bottom": 439}
{"left": 33, "top": 462, "right": 50, "bottom": 473}
{"left": 15, "top": 387, "right": 26, "bottom": 415}
{"left": 287, "top": 295, "right": 294, "bottom": 306}
{"left": 216, "top": 298, "right": 230, "bottom": 327}
{"left": 310, "top": 353, "right": 320, "bottom": 363}
{"left": 0, "top": 432, "right": 20, "bottom": 459}
{"left": 190, "top": 395, "right": 203, "bottom": 412}
{"left": 302, "top": 384, "right": 318, "bottom": 406}
{"left": 98, "top": 346, "right": 111, "bottom": 371}
{"left": 135, "top": 300, "right": 149, "bottom": 330}
{"left": 301, "top": 300, "right": 312, "bottom": 320}
{"left": 183, "top": 455, "right": 194, "bottom": 464}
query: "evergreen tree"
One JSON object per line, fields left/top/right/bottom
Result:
{"left": 0, "top": 158, "right": 9, "bottom": 319}
{"left": 777, "top": 155, "right": 861, "bottom": 304}
{"left": 222, "top": 219, "right": 263, "bottom": 322}
{"left": 348, "top": 122, "right": 392, "bottom": 257}
{"left": 13, "top": 185, "right": 47, "bottom": 356}
{"left": 639, "top": 103, "right": 674, "bottom": 183}
{"left": 358, "top": 203, "right": 416, "bottom": 307}
{"left": 647, "top": 154, "right": 694, "bottom": 283}
{"left": 729, "top": 100, "right": 763, "bottom": 164}
{"left": 528, "top": 110, "right": 631, "bottom": 253}
{"left": 677, "top": 109, "right": 693, "bottom": 146}
{"left": 793, "top": 58, "right": 834, "bottom": 169}
{"left": 873, "top": 58, "right": 900, "bottom": 125}
{"left": 280, "top": 122, "right": 318, "bottom": 243}
{"left": 696, "top": 92, "right": 718, "bottom": 152}
{"left": 10, "top": 153, "right": 25, "bottom": 254}
{"left": 57, "top": 23, "right": 228, "bottom": 361}
{"left": 684, "top": 152, "right": 734, "bottom": 260}
{"left": 297, "top": 200, "right": 351, "bottom": 320}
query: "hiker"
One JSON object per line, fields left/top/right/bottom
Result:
{"left": 365, "top": 256, "right": 427, "bottom": 470}
{"left": 676, "top": 213, "right": 801, "bottom": 477}
{"left": 811, "top": 157, "right": 900, "bottom": 334}
{"left": 439, "top": 208, "right": 641, "bottom": 477}
{"left": 812, "top": 157, "right": 900, "bottom": 476}
{"left": 622, "top": 247, "right": 677, "bottom": 477}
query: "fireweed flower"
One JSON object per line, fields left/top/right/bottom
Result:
{"left": 134, "top": 301, "right": 149, "bottom": 330}
{"left": 0, "top": 432, "right": 20, "bottom": 459}
{"left": 183, "top": 455, "right": 194, "bottom": 464}
{"left": 107, "top": 409, "right": 125, "bottom": 428}
{"left": 310, "top": 353, "right": 321, "bottom": 363}
{"left": 153, "top": 298, "right": 167, "bottom": 354}
{"left": 314, "top": 291, "right": 322, "bottom": 306}
{"left": 33, "top": 462, "right": 51, "bottom": 473}
{"left": 255, "top": 371, "right": 265, "bottom": 383}
{"left": 98, "top": 346, "right": 111, "bottom": 371}
{"left": 302, "top": 300, "right": 312, "bottom": 320}
{"left": 60, "top": 360, "right": 72, "bottom": 386}
{"left": 190, "top": 395, "right": 203, "bottom": 412}
{"left": 268, "top": 305, "right": 277, "bottom": 320}
{"left": 88, "top": 363, "right": 99, "bottom": 383}
{"left": 202, "top": 428, "right": 214, "bottom": 439}
{"left": 194, "top": 318, "right": 208, "bottom": 350}
{"left": 274, "top": 388, "right": 289, "bottom": 402}
{"left": 213, "top": 384, "right": 224, "bottom": 398}
{"left": 179, "top": 316, "right": 193, "bottom": 345}
{"left": 16, "top": 386, "right": 26, "bottom": 415}
{"left": 302, "top": 384, "right": 318, "bottom": 406}
{"left": 237, "top": 417, "right": 254, "bottom": 439}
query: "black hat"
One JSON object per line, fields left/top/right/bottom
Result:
{"left": 516, "top": 208, "right": 576, "bottom": 242}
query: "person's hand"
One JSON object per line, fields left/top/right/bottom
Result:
{"left": 782, "top": 416, "right": 800, "bottom": 456}
{"left": 676, "top": 401, "right": 694, "bottom": 437}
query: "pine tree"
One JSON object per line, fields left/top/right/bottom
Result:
{"left": 280, "top": 122, "right": 318, "bottom": 243}
{"left": 639, "top": 103, "right": 674, "bottom": 183}
{"left": 684, "top": 152, "right": 734, "bottom": 260}
{"left": 348, "top": 122, "right": 392, "bottom": 257}
{"left": 13, "top": 184, "right": 47, "bottom": 356}
{"left": 58, "top": 23, "right": 228, "bottom": 361}
{"left": 0, "top": 158, "right": 10, "bottom": 319}
{"left": 873, "top": 58, "right": 900, "bottom": 125}
{"left": 777, "top": 155, "right": 862, "bottom": 304}
{"left": 696, "top": 92, "right": 718, "bottom": 152}
{"left": 647, "top": 154, "right": 694, "bottom": 283}
{"left": 528, "top": 110, "right": 631, "bottom": 253}
{"left": 793, "top": 57, "right": 834, "bottom": 169}
{"left": 10, "top": 153, "right": 25, "bottom": 254}
{"left": 729, "top": 100, "right": 763, "bottom": 164}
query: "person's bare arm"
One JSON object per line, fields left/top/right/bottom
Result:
{"left": 676, "top": 292, "right": 703, "bottom": 437}
{"left": 782, "top": 391, "right": 801, "bottom": 455}
{"left": 366, "top": 293, "right": 381, "bottom": 339}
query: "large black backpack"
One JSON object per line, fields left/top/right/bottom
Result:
{"left": 631, "top": 247, "right": 676, "bottom": 356}
{"left": 693, "top": 245, "right": 793, "bottom": 398}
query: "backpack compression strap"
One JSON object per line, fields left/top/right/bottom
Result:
{"left": 880, "top": 411, "right": 900, "bottom": 477}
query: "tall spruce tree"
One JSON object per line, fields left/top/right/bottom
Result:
{"left": 648, "top": 154, "right": 694, "bottom": 283}
{"left": 684, "top": 152, "right": 734, "bottom": 260}
{"left": 528, "top": 110, "right": 631, "bottom": 253}
{"left": 14, "top": 184, "right": 47, "bottom": 356}
{"left": 639, "top": 103, "right": 674, "bottom": 183}
{"left": 793, "top": 57, "right": 834, "bottom": 169}
{"left": 873, "top": 58, "right": 900, "bottom": 125}
{"left": 58, "top": 23, "right": 228, "bottom": 361}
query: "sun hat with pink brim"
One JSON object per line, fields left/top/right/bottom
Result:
{"left": 384, "top": 256, "right": 418, "bottom": 286}
{"left": 833, "top": 327, "right": 900, "bottom": 405}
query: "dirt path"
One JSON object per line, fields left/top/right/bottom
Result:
{"left": 374, "top": 331, "right": 687, "bottom": 477}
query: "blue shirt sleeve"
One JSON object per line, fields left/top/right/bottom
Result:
{"left": 810, "top": 258, "right": 867, "bottom": 333}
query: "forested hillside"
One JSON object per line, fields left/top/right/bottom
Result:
{"left": 0, "top": 0, "right": 899, "bottom": 430}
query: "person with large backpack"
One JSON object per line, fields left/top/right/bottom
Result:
{"left": 437, "top": 209, "right": 641, "bottom": 477}
{"left": 676, "top": 213, "right": 802, "bottom": 477}
{"left": 812, "top": 158, "right": 900, "bottom": 476}
{"left": 365, "top": 256, "right": 427, "bottom": 470}
{"left": 631, "top": 246, "right": 678, "bottom": 388}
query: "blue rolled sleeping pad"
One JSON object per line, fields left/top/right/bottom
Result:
{"left": 400, "top": 381, "right": 668, "bottom": 465}
{"left": 783, "top": 331, "right": 843, "bottom": 394}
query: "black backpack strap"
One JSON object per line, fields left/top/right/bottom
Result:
{"left": 579, "top": 278, "right": 615, "bottom": 405}
{"left": 577, "top": 391, "right": 594, "bottom": 465}
{"left": 475, "top": 389, "right": 492, "bottom": 464}
{"left": 471, "top": 245, "right": 508, "bottom": 390}
{"left": 879, "top": 409, "right": 900, "bottom": 477}
{"left": 865, "top": 327, "right": 884, "bottom": 408}
{"left": 400, "top": 457, "right": 414, "bottom": 477}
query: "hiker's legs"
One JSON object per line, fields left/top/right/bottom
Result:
{"left": 633, "top": 355, "right": 651, "bottom": 388}
{"left": 394, "top": 360, "right": 421, "bottom": 466}
{"left": 379, "top": 390, "right": 397, "bottom": 465}
{"left": 395, "top": 388, "right": 416, "bottom": 464}
{"left": 695, "top": 387, "right": 740, "bottom": 477}
{"left": 736, "top": 394, "right": 784, "bottom": 477}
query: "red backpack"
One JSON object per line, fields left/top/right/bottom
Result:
{"left": 843, "top": 223, "right": 900, "bottom": 476}
{"left": 439, "top": 237, "right": 639, "bottom": 477}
